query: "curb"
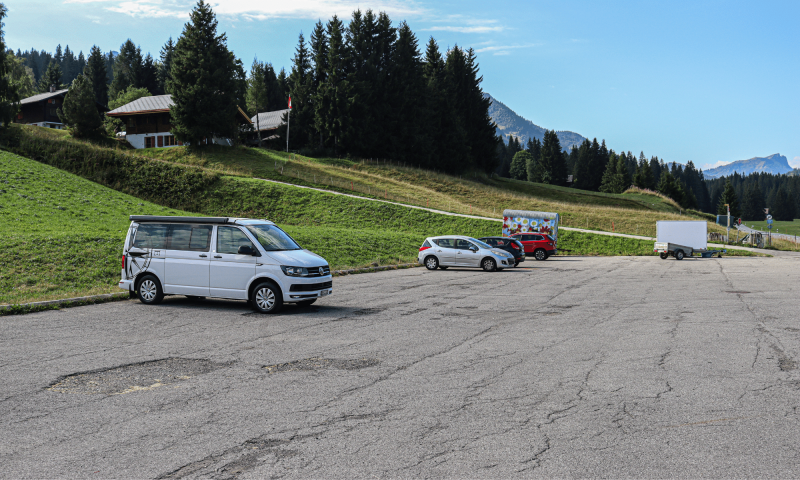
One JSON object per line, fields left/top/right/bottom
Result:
{"left": 1, "top": 265, "right": 423, "bottom": 315}
{"left": 0, "top": 292, "right": 131, "bottom": 314}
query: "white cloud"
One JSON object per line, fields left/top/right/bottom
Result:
{"left": 791, "top": 156, "right": 800, "bottom": 168}
{"left": 423, "top": 25, "right": 504, "bottom": 33}
{"left": 65, "top": 0, "right": 426, "bottom": 20}
{"left": 701, "top": 160, "right": 730, "bottom": 170}
{"left": 475, "top": 43, "right": 541, "bottom": 55}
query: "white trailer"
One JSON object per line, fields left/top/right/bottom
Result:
{"left": 654, "top": 221, "right": 725, "bottom": 260}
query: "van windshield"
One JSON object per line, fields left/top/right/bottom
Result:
{"left": 245, "top": 224, "right": 301, "bottom": 251}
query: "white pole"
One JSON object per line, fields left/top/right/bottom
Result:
{"left": 286, "top": 110, "right": 290, "bottom": 153}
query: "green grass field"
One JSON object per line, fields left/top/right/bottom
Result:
{"left": 2, "top": 148, "right": 684, "bottom": 306}
{"left": 743, "top": 219, "right": 800, "bottom": 236}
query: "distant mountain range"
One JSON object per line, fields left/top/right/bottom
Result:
{"left": 704, "top": 154, "right": 793, "bottom": 178}
{"left": 486, "top": 94, "right": 586, "bottom": 151}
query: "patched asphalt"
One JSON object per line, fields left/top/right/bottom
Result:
{"left": 2, "top": 256, "right": 800, "bottom": 478}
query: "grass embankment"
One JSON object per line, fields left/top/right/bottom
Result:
{"left": 134, "top": 141, "right": 726, "bottom": 238}
{"left": 744, "top": 219, "right": 800, "bottom": 237}
{"left": 0, "top": 149, "right": 666, "bottom": 305}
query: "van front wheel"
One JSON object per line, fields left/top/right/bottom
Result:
{"left": 136, "top": 275, "right": 163, "bottom": 305}
{"left": 252, "top": 281, "right": 283, "bottom": 314}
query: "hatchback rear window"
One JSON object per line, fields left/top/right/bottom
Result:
{"left": 421, "top": 240, "right": 432, "bottom": 248}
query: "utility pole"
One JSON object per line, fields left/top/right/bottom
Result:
{"left": 725, "top": 204, "right": 730, "bottom": 243}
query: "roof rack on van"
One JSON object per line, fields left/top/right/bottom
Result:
{"left": 129, "top": 215, "right": 232, "bottom": 224}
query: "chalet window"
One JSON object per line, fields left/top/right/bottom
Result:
{"left": 157, "top": 136, "right": 164, "bottom": 147}
{"left": 164, "top": 135, "right": 176, "bottom": 147}
{"left": 145, "top": 137, "right": 155, "bottom": 148}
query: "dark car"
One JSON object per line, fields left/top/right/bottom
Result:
{"left": 478, "top": 236, "right": 526, "bottom": 266}
{"left": 510, "top": 233, "right": 557, "bottom": 260}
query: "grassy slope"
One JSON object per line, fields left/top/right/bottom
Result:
{"left": 745, "top": 219, "right": 800, "bottom": 236}
{"left": 137, "top": 144, "right": 725, "bottom": 238}
{"left": 2, "top": 148, "right": 675, "bottom": 305}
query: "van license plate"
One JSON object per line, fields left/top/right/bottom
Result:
{"left": 320, "top": 290, "right": 329, "bottom": 297}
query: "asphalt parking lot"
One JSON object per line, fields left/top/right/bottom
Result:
{"left": 2, "top": 255, "right": 800, "bottom": 478}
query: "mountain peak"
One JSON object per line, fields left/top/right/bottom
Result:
{"left": 486, "top": 93, "right": 586, "bottom": 150}
{"left": 704, "top": 154, "right": 791, "bottom": 178}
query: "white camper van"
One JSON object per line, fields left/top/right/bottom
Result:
{"left": 119, "top": 216, "right": 332, "bottom": 313}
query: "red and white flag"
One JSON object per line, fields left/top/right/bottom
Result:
{"left": 288, "top": 96, "right": 292, "bottom": 109}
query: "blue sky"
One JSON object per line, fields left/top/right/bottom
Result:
{"left": 6, "top": 0, "right": 799, "bottom": 171}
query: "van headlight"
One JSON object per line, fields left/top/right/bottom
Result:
{"left": 281, "top": 266, "right": 309, "bottom": 277}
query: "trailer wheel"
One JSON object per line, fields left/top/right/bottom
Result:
{"left": 675, "top": 250, "right": 685, "bottom": 261}
{"left": 659, "top": 252, "right": 668, "bottom": 260}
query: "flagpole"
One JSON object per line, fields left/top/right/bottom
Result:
{"left": 286, "top": 110, "right": 290, "bottom": 153}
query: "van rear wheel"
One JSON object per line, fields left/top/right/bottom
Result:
{"left": 136, "top": 275, "right": 163, "bottom": 305}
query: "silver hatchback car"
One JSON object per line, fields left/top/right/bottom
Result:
{"left": 418, "top": 236, "right": 515, "bottom": 272}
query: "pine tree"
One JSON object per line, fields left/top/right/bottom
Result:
{"left": 109, "top": 40, "right": 146, "bottom": 99}
{"left": 38, "top": 61, "right": 62, "bottom": 92}
{"left": 572, "top": 139, "right": 591, "bottom": 189}
{"left": 599, "top": 154, "right": 617, "bottom": 193}
{"left": 773, "top": 187, "right": 796, "bottom": 221}
{"left": 717, "top": 180, "right": 740, "bottom": 218}
{"left": 539, "top": 130, "right": 567, "bottom": 185}
{"left": 286, "top": 32, "right": 314, "bottom": 149}
{"left": 58, "top": 74, "right": 102, "bottom": 138}
{"left": 315, "top": 15, "right": 352, "bottom": 155}
{"left": 741, "top": 183, "right": 765, "bottom": 221}
{"left": 158, "top": 37, "right": 175, "bottom": 95}
{"left": 0, "top": 3, "right": 18, "bottom": 127}
{"left": 509, "top": 151, "right": 531, "bottom": 180}
{"left": 84, "top": 46, "right": 108, "bottom": 106}
{"left": 309, "top": 20, "right": 328, "bottom": 148}
{"left": 168, "top": 0, "right": 245, "bottom": 146}
{"left": 526, "top": 137, "right": 541, "bottom": 182}
{"left": 388, "top": 21, "right": 425, "bottom": 162}
{"left": 246, "top": 59, "right": 268, "bottom": 144}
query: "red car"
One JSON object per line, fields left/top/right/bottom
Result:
{"left": 510, "top": 233, "right": 557, "bottom": 261}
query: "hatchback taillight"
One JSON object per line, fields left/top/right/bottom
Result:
{"left": 419, "top": 246, "right": 431, "bottom": 252}
{"left": 511, "top": 243, "right": 520, "bottom": 250}
{"left": 122, "top": 254, "right": 126, "bottom": 269}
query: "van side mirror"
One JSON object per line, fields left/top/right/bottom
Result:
{"left": 238, "top": 245, "right": 259, "bottom": 256}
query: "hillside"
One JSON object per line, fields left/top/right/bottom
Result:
{"left": 704, "top": 154, "right": 792, "bottom": 178}
{"left": 1, "top": 132, "right": 672, "bottom": 305}
{"left": 486, "top": 93, "right": 587, "bottom": 150}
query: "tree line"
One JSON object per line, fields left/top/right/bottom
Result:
{"left": 278, "top": 11, "right": 497, "bottom": 174}
{"left": 709, "top": 173, "right": 800, "bottom": 222}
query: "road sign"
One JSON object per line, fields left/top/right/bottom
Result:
{"left": 768, "top": 218, "right": 774, "bottom": 225}
{"left": 767, "top": 215, "right": 773, "bottom": 220}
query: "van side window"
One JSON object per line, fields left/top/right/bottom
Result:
{"left": 217, "top": 227, "right": 254, "bottom": 254}
{"left": 168, "top": 225, "right": 212, "bottom": 251}
{"left": 132, "top": 224, "right": 168, "bottom": 249}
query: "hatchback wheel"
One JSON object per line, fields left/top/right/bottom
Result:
{"left": 482, "top": 258, "right": 497, "bottom": 272}
{"left": 534, "top": 249, "right": 547, "bottom": 261}
{"left": 425, "top": 256, "right": 439, "bottom": 270}
{"left": 252, "top": 282, "right": 283, "bottom": 313}
{"left": 136, "top": 275, "right": 163, "bottom": 305}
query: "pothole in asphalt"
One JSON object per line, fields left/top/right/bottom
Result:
{"left": 48, "top": 358, "right": 223, "bottom": 395}
{"left": 263, "top": 357, "right": 380, "bottom": 374}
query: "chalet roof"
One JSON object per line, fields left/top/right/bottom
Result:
{"left": 107, "top": 94, "right": 173, "bottom": 115}
{"left": 108, "top": 94, "right": 252, "bottom": 124}
{"left": 19, "top": 89, "right": 69, "bottom": 105}
{"left": 251, "top": 109, "right": 290, "bottom": 131}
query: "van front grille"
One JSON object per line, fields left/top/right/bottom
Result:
{"left": 290, "top": 281, "right": 333, "bottom": 292}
